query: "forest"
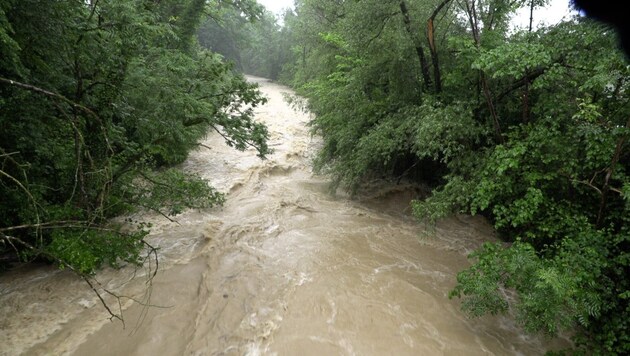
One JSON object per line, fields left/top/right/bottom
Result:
{"left": 1, "top": 0, "right": 629, "bottom": 354}
{"left": 0, "top": 0, "right": 269, "bottom": 305}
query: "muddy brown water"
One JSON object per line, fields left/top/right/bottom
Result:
{"left": 0, "top": 76, "right": 569, "bottom": 355}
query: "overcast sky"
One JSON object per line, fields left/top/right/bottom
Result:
{"left": 256, "top": 0, "right": 574, "bottom": 27}
{"left": 257, "top": 0, "right": 294, "bottom": 15}
{"left": 513, "top": 0, "right": 575, "bottom": 29}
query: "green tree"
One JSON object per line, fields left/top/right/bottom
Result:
{"left": 278, "top": 0, "right": 630, "bottom": 352}
{"left": 0, "top": 0, "right": 269, "bottom": 318}
{"left": 198, "top": 3, "right": 297, "bottom": 81}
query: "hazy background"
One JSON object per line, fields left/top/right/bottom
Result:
{"left": 256, "top": 0, "right": 576, "bottom": 28}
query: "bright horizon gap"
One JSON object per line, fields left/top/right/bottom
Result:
{"left": 256, "top": 0, "right": 574, "bottom": 28}
{"left": 257, "top": 0, "right": 294, "bottom": 15}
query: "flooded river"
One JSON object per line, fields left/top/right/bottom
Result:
{"left": 0, "top": 76, "right": 568, "bottom": 355}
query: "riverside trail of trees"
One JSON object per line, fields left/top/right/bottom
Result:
{"left": 0, "top": 0, "right": 269, "bottom": 318}
{"left": 210, "top": 0, "right": 630, "bottom": 353}
{"left": 2, "top": 0, "right": 629, "bottom": 353}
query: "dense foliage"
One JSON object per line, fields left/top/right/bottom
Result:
{"left": 3, "top": 0, "right": 630, "bottom": 351}
{"left": 0, "top": 0, "right": 269, "bottom": 278}
{"left": 246, "top": 0, "right": 630, "bottom": 352}
{"left": 197, "top": 3, "right": 293, "bottom": 80}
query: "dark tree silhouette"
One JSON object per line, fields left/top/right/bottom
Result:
{"left": 574, "top": 0, "right": 630, "bottom": 56}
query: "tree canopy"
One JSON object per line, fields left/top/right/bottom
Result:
{"left": 3, "top": 0, "right": 630, "bottom": 352}
{"left": 237, "top": 0, "right": 630, "bottom": 352}
{"left": 0, "top": 0, "right": 269, "bottom": 291}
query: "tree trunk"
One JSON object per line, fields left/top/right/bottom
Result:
{"left": 596, "top": 116, "right": 630, "bottom": 228}
{"left": 427, "top": 0, "right": 453, "bottom": 94}
{"left": 522, "top": 0, "right": 535, "bottom": 123}
{"left": 399, "top": 1, "right": 432, "bottom": 91}
{"left": 464, "top": 0, "right": 502, "bottom": 142}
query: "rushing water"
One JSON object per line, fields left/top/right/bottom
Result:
{"left": 0, "top": 76, "right": 569, "bottom": 355}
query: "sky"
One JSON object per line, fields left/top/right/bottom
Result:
{"left": 512, "top": 0, "right": 575, "bottom": 29}
{"left": 257, "top": 0, "right": 294, "bottom": 15}
{"left": 256, "top": 0, "right": 575, "bottom": 27}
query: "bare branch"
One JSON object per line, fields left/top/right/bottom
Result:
{"left": 0, "top": 220, "right": 85, "bottom": 233}
{"left": 210, "top": 124, "right": 262, "bottom": 153}
{"left": 83, "top": 275, "right": 125, "bottom": 324}
{"left": 0, "top": 77, "right": 99, "bottom": 119}
{"left": 0, "top": 151, "right": 20, "bottom": 158}
{"left": 597, "top": 116, "right": 630, "bottom": 227}
{"left": 364, "top": 12, "right": 399, "bottom": 49}
{"left": 0, "top": 168, "right": 42, "bottom": 244}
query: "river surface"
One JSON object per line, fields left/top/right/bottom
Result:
{"left": 0, "top": 76, "right": 569, "bottom": 355}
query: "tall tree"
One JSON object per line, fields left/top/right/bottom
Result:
{"left": 0, "top": 0, "right": 270, "bottom": 318}
{"left": 276, "top": 0, "right": 630, "bottom": 352}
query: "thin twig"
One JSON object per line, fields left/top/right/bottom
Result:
{"left": 0, "top": 168, "right": 42, "bottom": 245}
{"left": 210, "top": 124, "right": 262, "bottom": 153}
{"left": 0, "top": 220, "right": 85, "bottom": 232}
{"left": 0, "top": 151, "right": 20, "bottom": 158}
{"left": 83, "top": 276, "right": 124, "bottom": 324}
{"left": 0, "top": 77, "right": 100, "bottom": 119}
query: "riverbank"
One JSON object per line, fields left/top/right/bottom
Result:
{"left": 1, "top": 76, "right": 569, "bottom": 355}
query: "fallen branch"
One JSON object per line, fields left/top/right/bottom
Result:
{"left": 0, "top": 228, "right": 162, "bottom": 325}
{"left": 0, "top": 77, "right": 99, "bottom": 119}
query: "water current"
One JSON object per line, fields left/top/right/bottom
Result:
{"left": 0, "top": 76, "right": 570, "bottom": 355}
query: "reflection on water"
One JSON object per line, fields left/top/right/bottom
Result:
{"left": 0, "top": 76, "right": 569, "bottom": 355}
